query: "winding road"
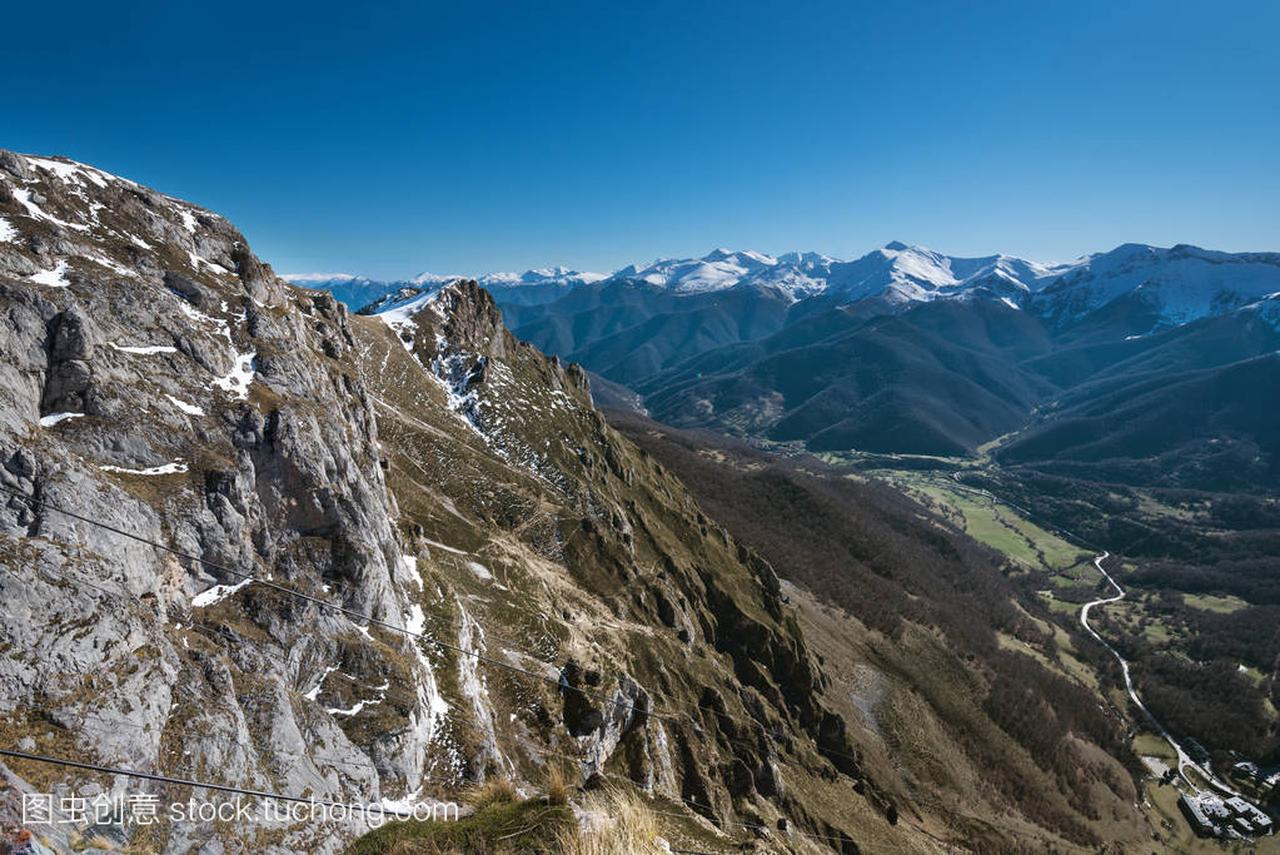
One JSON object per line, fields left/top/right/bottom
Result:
{"left": 946, "top": 471, "right": 1243, "bottom": 796}
{"left": 1078, "top": 552, "right": 1216, "bottom": 791}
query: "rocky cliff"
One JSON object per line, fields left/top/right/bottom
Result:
{"left": 0, "top": 152, "right": 907, "bottom": 853}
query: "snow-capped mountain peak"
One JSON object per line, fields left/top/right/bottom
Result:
{"left": 289, "top": 240, "right": 1280, "bottom": 331}
{"left": 1031, "top": 242, "right": 1280, "bottom": 328}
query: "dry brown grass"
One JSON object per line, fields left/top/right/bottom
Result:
{"left": 464, "top": 776, "right": 518, "bottom": 811}
{"left": 555, "top": 786, "right": 667, "bottom": 855}
{"left": 545, "top": 761, "right": 573, "bottom": 806}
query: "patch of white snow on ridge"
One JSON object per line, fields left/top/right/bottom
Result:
{"left": 0, "top": 217, "right": 15, "bottom": 243}
{"left": 29, "top": 262, "right": 71, "bottom": 288}
{"left": 191, "top": 577, "right": 253, "bottom": 608}
{"left": 304, "top": 665, "right": 339, "bottom": 702}
{"left": 39, "top": 412, "right": 83, "bottom": 427}
{"left": 212, "top": 351, "right": 256, "bottom": 399}
{"left": 188, "top": 250, "right": 230, "bottom": 276}
{"left": 179, "top": 210, "right": 198, "bottom": 233}
{"left": 25, "top": 157, "right": 112, "bottom": 189}
{"left": 379, "top": 290, "right": 441, "bottom": 328}
{"left": 88, "top": 253, "right": 138, "bottom": 279}
{"left": 326, "top": 699, "right": 373, "bottom": 717}
{"left": 111, "top": 342, "right": 177, "bottom": 355}
{"left": 100, "top": 461, "right": 189, "bottom": 476}
{"left": 10, "top": 187, "right": 89, "bottom": 232}
{"left": 405, "top": 604, "right": 427, "bottom": 637}
{"left": 402, "top": 555, "right": 424, "bottom": 591}
{"left": 164, "top": 394, "right": 205, "bottom": 416}
{"left": 999, "top": 296, "right": 1021, "bottom": 311}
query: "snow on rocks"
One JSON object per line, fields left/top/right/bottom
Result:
{"left": 188, "top": 250, "right": 230, "bottom": 276}
{"left": 85, "top": 252, "right": 137, "bottom": 279}
{"left": 0, "top": 216, "right": 15, "bottom": 243}
{"left": 110, "top": 341, "right": 177, "bottom": 355}
{"left": 401, "top": 554, "right": 424, "bottom": 591}
{"left": 304, "top": 665, "right": 340, "bottom": 702}
{"left": 326, "top": 680, "right": 392, "bottom": 717}
{"left": 99, "top": 461, "right": 189, "bottom": 476}
{"left": 38, "top": 411, "right": 84, "bottom": 427}
{"left": 29, "top": 261, "right": 71, "bottom": 288}
{"left": 405, "top": 604, "right": 427, "bottom": 637}
{"left": 164, "top": 394, "right": 206, "bottom": 416}
{"left": 326, "top": 698, "right": 375, "bottom": 717}
{"left": 191, "top": 577, "right": 253, "bottom": 608}
{"left": 212, "top": 350, "right": 257, "bottom": 399}
{"left": 24, "top": 156, "right": 113, "bottom": 190}
{"left": 9, "top": 186, "right": 89, "bottom": 232}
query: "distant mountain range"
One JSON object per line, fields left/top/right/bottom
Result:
{"left": 289, "top": 241, "right": 1280, "bottom": 322}
{"left": 291, "top": 242, "right": 1280, "bottom": 488}
{"left": 285, "top": 267, "right": 605, "bottom": 310}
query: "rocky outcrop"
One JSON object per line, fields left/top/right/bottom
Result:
{"left": 0, "top": 152, "right": 888, "bottom": 853}
{"left": 0, "top": 152, "right": 447, "bottom": 852}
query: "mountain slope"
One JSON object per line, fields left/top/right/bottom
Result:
{"left": 609, "top": 414, "right": 1151, "bottom": 851}
{"left": 0, "top": 150, "right": 931, "bottom": 853}
{"left": 641, "top": 299, "right": 1058, "bottom": 455}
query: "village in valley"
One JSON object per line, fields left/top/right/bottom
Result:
{"left": 1172, "top": 752, "right": 1278, "bottom": 840}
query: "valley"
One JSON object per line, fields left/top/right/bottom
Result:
{"left": 612, "top": 417, "right": 1278, "bottom": 849}
{"left": 304, "top": 236, "right": 1280, "bottom": 849}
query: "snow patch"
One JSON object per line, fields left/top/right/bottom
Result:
{"left": 191, "top": 577, "right": 252, "bottom": 608}
{"left": 188, "top": 250, "right": 230, "bottom": 276}
{"left": 39, "top": 412, "right": 83, "bottom": 427}
{"left": 86, "top": 253, "right": 137, "bottom": 279}
{"left": 326, "top": 698, "right": 376, "bottom": 717}
{"left": 304, "top": 665, "right": 339, "bottom": 702}
{"left": 465, "top": 561, "right": 493, "bottom": 582}
{"left": 29, "top": 262, "right": 71, "bottom": 288}
{"left": 402, "top": 554, "right": 424, "bottom": 591}
{"left": 25, "top": 156, "right": 111, "bottom": 189}
{"left": 10, "top": 187, "right": 89, "bottom": 232}
{"left": 100, "top": 461, "right": 189, "bottom": 476}
{"left": 0, "top": 217, "right": 15, "bottom": 243}
{"left": 111, "top": 342, "right": 177, "bottom": 355}
{"left": 212, "top": 351, "right": 256, "bottom": 399}
{"left": 405, "top": 604, "right": 427, "bottom": 636}
{"left": 164, "top": 394, "right": 205, "bottom": 416}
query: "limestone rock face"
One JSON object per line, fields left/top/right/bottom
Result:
{"left": 0, "top": 152, "right": 876, "bottom": 853}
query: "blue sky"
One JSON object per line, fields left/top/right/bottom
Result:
{"left": 4, "top": 1, "right": 1277, "bottom": 277}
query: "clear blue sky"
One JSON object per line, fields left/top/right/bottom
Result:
{"left": 4, "top": 0, "right": 1277, "bottom": 277}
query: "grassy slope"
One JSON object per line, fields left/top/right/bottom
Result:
{"left": 610, "top": 412, "right": 1151, "bottom": 852}
{"left": 344, "top": 308, "right": 941, "bottom": 852}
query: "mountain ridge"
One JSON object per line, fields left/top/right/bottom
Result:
{"left": 291, "top": 240, "right": 1280, "bottom": 325}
